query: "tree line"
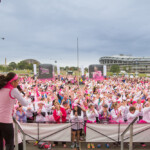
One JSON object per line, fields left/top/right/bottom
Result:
{"left": 0, "top": 61, "right": 89, "bottom": 72}
{"left": 0, "top": 61, "right": 37, "bottom": 72}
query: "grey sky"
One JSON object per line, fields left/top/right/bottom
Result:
{"left": 0, "top": 0, "right": 150, "bottom": 67}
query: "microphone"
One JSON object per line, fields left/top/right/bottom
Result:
{"left": 17, "top": 85, "right": 25, "bottom": 96}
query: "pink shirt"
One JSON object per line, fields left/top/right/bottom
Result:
{"left": 0, "top": 88, "right": 28, "bottom": 123}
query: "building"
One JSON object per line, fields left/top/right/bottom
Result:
{"left": 99, "top": 55, "right": 150, "bottom": 73}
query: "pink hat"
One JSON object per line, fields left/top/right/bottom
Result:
{"left": 73, "top": 103, "right": 78, "bottom": 107}
{"left": 72, "top": 103, "right": 79, "bottom": 109}
{"left": 132, "top": 101, "right": 137, "bottom": 105}
{"left": 141, "top": 100, "right": 145, "bottom": 103}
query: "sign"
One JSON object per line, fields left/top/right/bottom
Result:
{"left": 38, "top": 64, "right": 54, "bottom": 79}
{"left": 89, "top": 64, "right": 104, "bottom": 81}
{"left": 103, "top": 65, "right": 107, "bottom": 76}
{"left": 33, "top": 64, "right": 37, "bottom": 75}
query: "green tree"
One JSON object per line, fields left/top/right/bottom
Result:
{"left": 84, "top": 67, "right": 88, "bottom": 72}
{"left": 64, "top": 66, "right": 69, "bottom": 71}
{"left": 110, "top": 65, "right": 120, "bottom": 73}
{"left": 123, "top": 66, "right": 127, "bottom": 72}
{"left": 0, "top": 65, "right": 4, "bottom": 71}
{"left": 8, "top": 62, "right": 17, "bottom": 70}
{"left": 27, "top": 64, "right": 33, "bottom": 70}
{"left": 17, "top": 61, "right": 29, "bottom": 70}
{"left": 60, "top": 67, "right": 64, "bottom": 70}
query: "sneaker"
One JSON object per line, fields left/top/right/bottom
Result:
{"left": 76, "top": 143, "right": 80, "bottom": 148}
{"left": 87, "top": 143, "right": 91, "bottom": 149}
{"left": 71, "top": 143, "right": 75, "bottom": 149}
{"left": 48, "top": 144, "right": 51, "bottom": 150}
{"left": 91, "top": 143, "right": 95, "bottom": 149}
{"left": 141, "top": 144, "right": 146, "bottom": 147}
{"left": 44, "top": 144, "right": 51, "bottom": 149}
{"left": 105, "top": 143, "right": 110, "bottom": 148}
{"left": 97, "top": 144, "right": 101, "bottom": 148}
{"left": 34, "top": 141, "right": 38, "bottom": 146}
{"left": 80, "top": 137, "right": 84, "bottom": 141}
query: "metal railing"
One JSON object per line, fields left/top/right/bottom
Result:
{"left": 13, "top": 118, "right": 76, "bottom": 150}
{"left": 13, "top": 118, "right": 27, "bottom": 150}
{"left": 13, "top": 117, "right": 140, "bottom": 150}
{"left": 121, "top": 117, "right": 138, "bottom": 150}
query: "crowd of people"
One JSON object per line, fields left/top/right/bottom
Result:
{"left": 1, "top": 72, "right": 150, "bottom": 149}
{"left": 13, "top": 75, "right": 150, "bottom": 148}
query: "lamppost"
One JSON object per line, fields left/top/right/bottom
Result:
{"left": 1, "top": 37, "right": 5, "bottom": 73}
{"left": 77, "top": 37, "right": 80, "bottom": 85}
{"left": 54, "top": 60, "right": 57, "bottom": 75}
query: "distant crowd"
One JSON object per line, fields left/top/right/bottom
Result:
{"left": 14, "top": 75, "right": 150, "bottom": 125}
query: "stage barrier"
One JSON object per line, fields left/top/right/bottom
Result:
{"left": 18, "top": 122, "right": 150, "bottom": 143}
{"left": 20, "top": 123, "right": 72, "bottom": 142}
{"left": 86, "top": 123, "right": 150, "bottom": 142}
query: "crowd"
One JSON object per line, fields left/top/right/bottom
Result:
{"left": 12, "top": 75, "right": 150, "bottom": 148}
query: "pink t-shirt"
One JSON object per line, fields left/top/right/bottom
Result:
{"left": 0, "top": 88, "right": 28, "bottom": 123}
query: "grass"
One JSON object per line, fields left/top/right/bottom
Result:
{"left": 0, "top": 69, "right": 149, "bottom": 78}
{"left": 0, "top": 69, "right": 32, "bottom": 74}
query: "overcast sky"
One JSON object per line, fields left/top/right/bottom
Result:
{"left": 0, "top": 0, "right": 150, "bottom": 67}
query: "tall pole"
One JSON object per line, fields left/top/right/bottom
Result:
{"left": 77, "top": 37, "right": 79, "bottom": 85}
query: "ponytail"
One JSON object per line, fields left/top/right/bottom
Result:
{"left": 0, "top": 75, "right": 7, "bottom": 89}
{"left": 0, "top": 72, "right": 16, "bottom": 90}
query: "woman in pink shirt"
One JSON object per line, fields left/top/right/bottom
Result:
{"left": 0, "top": 72, "right": 28, "bottom": 150}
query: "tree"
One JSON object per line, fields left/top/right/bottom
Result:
{"left": 17, "top": 61, "right": 29, "bottom": 70}
{"left": 84, "top": 67, "right": 88, "bottom": 72}
{"left": 8, "top": 62, "right": 17, "bottom": 70}
{"left": 123, "top": 66, "right": 127, "bottom": 72}
{"left": 110, "top": 65, "right": 120, "bottom": 73}
{"left": 0, "top": 65, "right": 4, "bottom": 70}
{"left": 27, "top": 64, "right": 33, "bottom": 70}
{"left": 64, "top": 66, "right": 69, "bottom": 71}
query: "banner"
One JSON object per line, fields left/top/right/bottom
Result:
{"left": 86, "top": 123, "right": 119, "bottom": 142}
{"left": 86, "top": 123, "right": 150, "bottom": 142}
{"left": 81, "top": 66, "right": 84, "bottom": 76}
{"left": 33, "top": 64, "right": 37, "bottom": 75}
{"left": 103, "top": 65, "right": 107, "bottom": 76}
{"left": 89, "top": 65, "right": 104, "bottom": 81}
{"left": 57, "top": 65, "right": 60, "bottom": 75}
{"left": 38, "top": 64, "right": 54, "bottom": 79}
{"left": 20, "top": 123, "right": 71, "bottom": 142}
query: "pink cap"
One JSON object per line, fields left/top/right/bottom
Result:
{"left": 132, "top": 101, "right": 137, "bottom": 105}
{"left": 141, "top": 100, "right": 145, "bottom": 103}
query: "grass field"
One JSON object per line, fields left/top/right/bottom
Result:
{"left": 0, "top": 69, "right": 149, "bottom": 77}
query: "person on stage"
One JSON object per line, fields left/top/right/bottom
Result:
{"left": 0, "top": 72, "right": 28, "bottom": 150}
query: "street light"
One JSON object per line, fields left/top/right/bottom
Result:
{"left": 77, "top": 37, "right": 80, "bottom": 85}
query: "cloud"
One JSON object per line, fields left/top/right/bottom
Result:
{"left": 0, "top": 0, "right": 150, "bottom": 67}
